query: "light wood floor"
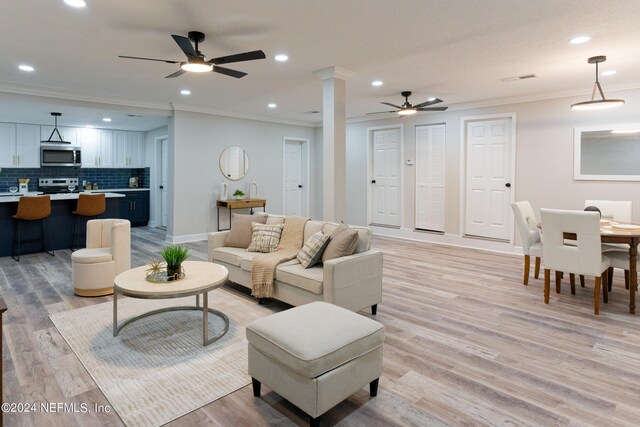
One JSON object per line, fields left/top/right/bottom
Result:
{"left": 2, "top": 227, "right": 640, "bottom": 426}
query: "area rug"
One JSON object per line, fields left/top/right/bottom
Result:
{"left": 50, "top": 288, "right": 276, "bottom": 427}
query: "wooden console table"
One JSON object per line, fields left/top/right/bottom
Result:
{"left": 217, "top": 199, "right": 266, "bottom": 231}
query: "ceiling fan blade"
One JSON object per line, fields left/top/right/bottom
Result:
{"left": 171, "top": 34, "right": 198, "bottom": 60}
{"left": 416, "top": 106, "right": 448, "bottom": 112}
{"left": 210, "top": 50, "right": 266, "bottom": 65}
{"left": 366, "top": 110, "right": 398, "bottom": 115}
{"left": 213, "top": 66, "right": 247, "bottom": 79}
{"left": 119, "top": 55, "right": 180, "bottom": 64}
{"left": 165, "top": 69, "right": 186, "bottom": 79}
{"left": 413, "top": 98, "right": 443, "bottom": 109}
{"left": 380, "top": 102, "right": 402, "bottom": 109}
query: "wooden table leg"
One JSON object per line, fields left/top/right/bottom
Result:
{"left": 630, "top": 242, "right": 637, "bottom": 314}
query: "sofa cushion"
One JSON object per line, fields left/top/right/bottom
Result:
{"left": 303, "top": 220, "right": 325, "bottom": 242}
{"left": 247, "top": 223, "right": 284, "bottom": 253}
{"left": 240, "top": 251, "right": 262, "bottom": 272}
{"left": 224, "top": 213, "right": 267, "bottom": 248}
{"left": 322, "top": 226, "right": 358, "bottom": 263}
{"left": 246, "top": 301, "right": 385, "bottom": 379}
{"left": 211, "top": 247, "right": 247, "bottom": 267}
{"left": 297, "top": 231, "right": 330, "bottom": 268}
{"left": 324, "top": 222, "right": 371, "bottom": 254}
{"left": 275, "top": 262, "right": 324, "bottom": 294}
{"left": 266, "top": 215, "right": 285, "bottom": 226}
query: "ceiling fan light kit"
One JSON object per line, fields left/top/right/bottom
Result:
{"left": 367, "top": 91, "right": 448, "bottom": 116}
{"left": 571, "top": 55, "right": 625, "bottom": 110}
{"left": 119, "top": 30, "right": 265, "bottom": 79}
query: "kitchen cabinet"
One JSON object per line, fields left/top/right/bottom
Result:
{"left": 79, "top": 129, "right": 113, "bottom": 168}
{"left": 0, "top": 123, "right": 40, "bottom": 168}
{"left": 41, "top": 125, "right": 77, "bottom": 144}
{"left": 117, "top": 190, "right": 149, "bottom": 226}
{"left": 113, "top": 131, "right": 145, "bottom": 168}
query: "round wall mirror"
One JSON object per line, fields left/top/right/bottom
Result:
{"left": 219, "top": 146, "right": 249, "bottom": 180}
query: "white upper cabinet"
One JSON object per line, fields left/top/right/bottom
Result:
{"left": 0, "top": 123, "right": 40, "bottom": 168}
{"left": 98, "top": 130, "right": 113, "bottom": 167}
{"left": 16, "top": 124, "right": 41, "bottom": 167}
{"left": 41, "top": 126, "right": 78, "bottom": 145}
{"left": 78, "top": 128, "right": 100, "bottom": 167}
{"left": 113, "top": 131, "right": 145, "bottom": 168}
{"left": 0, "top": 123, "right": 17, "bottom": 168}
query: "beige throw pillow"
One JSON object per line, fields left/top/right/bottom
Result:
{"left": 247, "top": 223, "right": 284, "bottom": 253}
{"left": 224, "top": 213, "right": 267, "bottom": 248}
{"left": 322, "top": 225, "right": 359, "bottom": 262}
{"left": 297, "top": 231, "right": 330, "bottom": 268}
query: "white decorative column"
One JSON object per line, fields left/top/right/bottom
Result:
{"left": 314, "top": 66, "right": 352, "bottom": 222}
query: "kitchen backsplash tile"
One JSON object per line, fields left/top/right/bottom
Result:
{"left": 0, "top": 167, "right": 149, "bottom": 191}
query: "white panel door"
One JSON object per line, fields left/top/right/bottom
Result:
{"left": 415, "top": 124, "right": 445, "bottom": 231}
{"left": 371, "top": 128, "right": 401, "bottom": 227}
{"left": 161, "top": 138, "right": 169, "bottom": 228}
{"left": 0, "top": 123, "right": 17, "bottom": 167}
{"left": 284, "top": 141, "right": 303, "bottom": 216}
{"left": 465, "top": 118, "right": 512, "bottom": 240}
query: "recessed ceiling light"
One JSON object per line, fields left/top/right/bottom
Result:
{"left": 428, "top": 97, "right": 436, "bottom": 101}
{"left": 180, "top": 90, "right": 191, "bottom": 95}
{"left": 64, "top": 0, "right": 86, "bottom": 8}
{"left": 274, "top": 54, "right": 288, "bottom": 62}
{"left": 570, "top": 35, "right": 591, "bottom": 45}
{"left": 268, "top": 103, "right": 277, "bottom": 108}
{"left": 18, "top": 64, "right": 34, "bottom": 72}
{"left": 102, "top": 118, "right": 112, "bottom": 122}
{"left": 371, "top": 80, "right": 383, "bottom": 87}
{"left": 601, "top": 70, "right": 617, "bottom": 76}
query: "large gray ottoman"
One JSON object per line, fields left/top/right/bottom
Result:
{"left": 246, "top": 301, "right": 385, "bottom": 426}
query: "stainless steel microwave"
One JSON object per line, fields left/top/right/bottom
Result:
{"left": 40, "top": 144, "right": 82, "bottom": 167}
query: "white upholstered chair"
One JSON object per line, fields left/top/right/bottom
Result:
{"left": 540, "top": 209, "right": 610, "bottom": 315}
{"left": 72, "top": 219, "right": 131, "bottom": 297}
{"left": 512, "top": 201, "right": 543, "bottom": 285}
{"left": 584, "top": 200, "right": 632, "bottom": 223}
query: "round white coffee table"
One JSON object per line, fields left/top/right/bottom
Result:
{"left": 113, "top": 261, "right": 229, "bottom": 346}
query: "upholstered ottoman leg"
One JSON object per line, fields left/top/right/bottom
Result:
{"left": 252, "top": 378, "right": 261, "bottom": 397}
{"left": 370, "top": 378, "right": 379, "bottom": 396}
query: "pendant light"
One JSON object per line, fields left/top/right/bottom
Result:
{"left": 571, "top": 56, "right": 625, "bottom": 110}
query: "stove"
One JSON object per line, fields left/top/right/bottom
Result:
{"left": 38, "top": 178, "right": 82, "bottom": 194}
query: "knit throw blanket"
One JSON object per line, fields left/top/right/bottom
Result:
{"left": 251, "top": 216, "right": 309, "bottom": 298}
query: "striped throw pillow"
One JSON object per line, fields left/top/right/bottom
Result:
{"left": 247, "top": 223, "right": 284, "bottom": 253}
{"left": 297, "top": 231, "right": 330, "bottom": 268}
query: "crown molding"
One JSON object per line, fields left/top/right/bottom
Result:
{"left": 346, "top": 82, "right": 640, "bottom": 124}
{"left": 0, "top": 82, "right": 172, "bottom": 112}
{"left": 313, "top": 66, "right": 354, "bottom": 81}
{"left": 170, "top": 104, "right": 315, "bottom": 128}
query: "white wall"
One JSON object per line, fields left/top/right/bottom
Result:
{"left": 168, "top": 110, "right": 315, "bottom": 241}
{"left": 144, "top": 125, "right": 168, "bottom": 227}
{"left": 343, "top": 87, "right": 640, "bottom": 245}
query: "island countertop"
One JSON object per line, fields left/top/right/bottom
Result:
{"left": 0, "top": 192, "right": 125, "bottom": 203}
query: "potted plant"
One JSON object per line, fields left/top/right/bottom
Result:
{"left": 160, "top": 245, "right": 190, "bottom": 280}
{"left": 233, "top": 189, "right": 245, "bottom": 200}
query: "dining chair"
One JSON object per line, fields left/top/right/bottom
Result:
{"left": 607, "top": 252, "right": 638, "bottom": 291}
{"left": 511, "top": 201, "right": 543, "bottom": 285}
{"left": 540, "top": 209, "right": 611, "bottom": 315}
{"left": 585, "top": 200, "right": 633, "bottom": 289}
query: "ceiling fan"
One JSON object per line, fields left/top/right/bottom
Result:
{"left": 367, "top": 91, "right": 448, "bottom": 116}
{"left": 119, "top": 31, "right": 266, "bottom": 79}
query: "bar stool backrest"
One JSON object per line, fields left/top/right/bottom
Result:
{"left": 74, "top": 193, "right": 106, "bottom": 217}
{"left": 14, "top": 196, "right": 51, "bottom": 220}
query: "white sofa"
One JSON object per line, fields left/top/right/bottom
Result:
{"left": 207, "top": 216, "right": 383, "bottom": 314}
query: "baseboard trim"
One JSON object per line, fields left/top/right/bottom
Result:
{"left": 370, "top": 226, "right": 519, "bottom": 256}
{"left": 166, "top": 233, "right": 208, "bottom": 244}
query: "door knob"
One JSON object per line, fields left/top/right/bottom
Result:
{"left": 298, "top": 185, "right": 303, "bottom": 188}
{"left": 505, "top": 183, "right": 511, "bottom": 188}
{"left": 371, "top": 180, "right": 376, "bottom": 184}
{"left": 159, "top": 186, "right": 164, "bottom": 189}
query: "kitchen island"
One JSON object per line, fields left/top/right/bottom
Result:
{"left": 0, "top": 193, "right": 124, "bottom": 258}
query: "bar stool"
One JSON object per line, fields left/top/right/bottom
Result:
{"left": 12, "top": 196, "right": 55, "bottom": 262}
{"left": 71, "top": 193, "right": 106, "bottom": 251}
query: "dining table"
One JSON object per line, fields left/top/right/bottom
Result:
{"left": 564, "top": 224, "right": 640, "bottom": 314}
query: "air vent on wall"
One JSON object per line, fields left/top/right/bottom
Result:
{"left": 500, "top": 74, "right": 537, "bottom": 82}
